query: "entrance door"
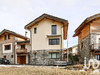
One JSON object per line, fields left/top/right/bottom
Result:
{"left": 17, "top": 56, "right": 26, "bottom": 64}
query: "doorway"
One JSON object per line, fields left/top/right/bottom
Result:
{"left": 17, "top": 56, "right": 26, "bottom": 64}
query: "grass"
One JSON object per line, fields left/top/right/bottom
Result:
{"left": 0, "top": 66, "right": 90, "bottom": 75}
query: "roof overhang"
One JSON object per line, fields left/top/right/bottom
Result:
{"left": 73, "top": 13, "right": 100, "bottom": 37}
{"left": 0, "top": 29, "right": 28, "bottom": 40}
{"left": 24, "top": 13, "right": 69, "bottom": 40}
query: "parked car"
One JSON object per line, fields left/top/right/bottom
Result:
{"left": 0, "top": 58, "right": 10, "bottom": 64}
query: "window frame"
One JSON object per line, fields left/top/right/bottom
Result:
{"left": 8, "top": 34, "right": 10, "bottom": 39}
{"left": 4, "top": 35, "right": 7, "bottom": 40}
{"left": 21, "top": 44, "right": 25, "bottom": 49}
{"left": 49, "top": 38, "right": 60, "bottom": 45}
{"left": 52, "top": 25, "right": 57, "bottom": 35}
{"left": 49, "top": 52, "right": 60, "bottom": 59}
{"left": 34, "top": 53, "right": 37, "bottom": 59}
{"left": 4, "top": 45, "right": 11, "bottom": 50}
{"left": 81, "top": 42, "right": 83, "bottom": 49}
{"left": 34, "top": 28, "right": 37, "bottom": 34}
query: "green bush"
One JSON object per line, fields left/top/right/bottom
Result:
{"left": 73, "top": 55, "right": 79, "bottom": 62}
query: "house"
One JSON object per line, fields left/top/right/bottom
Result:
{"left": 16, "top": 40, "right": 30, "bottom": 64}
{"left": 73, "top": 13, "right": 100, "bottom": 63}
{"left": 0, "top": 29, "right": 30, "bottom": 64}
{"left": 25, "top": 13, "right": 69, "bottom": 65}
{"left": 64, "top": 45, "right": 78, "bottom": 56}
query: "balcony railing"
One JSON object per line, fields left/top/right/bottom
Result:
{"left": 16, "top": 48, "right": 27, "bottom": 53}
{"left": 90, "top": 43, "right": 100, "bottom": 50}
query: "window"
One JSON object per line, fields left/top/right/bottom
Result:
{"left": 4, "top": 55, "right": 6, "bottom": 59}
{"left": 49, "top": 53, "right": 60, "bottom": 59}
{"left": 21, "top": 45, "right": 25, "bottom": 49}
{"left": 52, "top": 25, "right": 57, "bottom": 34}
{"left": 99, "top": 38, "right": 100, "bottom": 48}
{"left": 49, "top": 38, "right": 59, "bottom": 45}
{"left": 34, "top": 53, "right": 37, "bottom": 59}
{"left": 99, "top": 38, "right": 100, "bottom": 43}
{"left": 11, "top": 55, "right": 13, "bottom": 58}
{"left": 4, "top": 35, "right": 7, "bottom": 40}
{"left": 8, "top": 34, "right": 10, "bottom": 39}
{"left": 5, "top": 45, "right": 11, "bottom": 50}
{"left": 34, "top": 28, "right": 37, "bottom": 34}
{"left": 81, "top": 42, "right": 83, "bottom": 49}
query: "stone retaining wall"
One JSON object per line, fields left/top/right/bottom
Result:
{"left": 30, "top": 50, "right": 63, "bottom": 65}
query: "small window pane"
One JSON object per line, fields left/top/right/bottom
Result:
{"left": 52, "top": 25, "right": 57, "bottom": 34}
{"left": 52, "top": 53, "right": 56, "bottom": 58}
{"left": 34, "top": 28, "right": 37, "bottom": 34}
{"left": 49, "top": 39, "right": 59, "bottom": 45}
{"left": 21, "top": 45, "right": 25, "bottom": 49}
{"left": 56, "top": 39, "right": 59, "bottom": 45}
{"left": 57, "top": 53, "right": 60, "bottom": 58}
{"left": 34, "top": 53, "right": 37, "bottom": 58}
{"left": 49, "top": 53, "right": 52, "bottom": 58}
{"left": 8, "top": 34, "right": 10, "bottom": 39}
{"left": 4, "top": 35, "right": 7, "bottom": 40}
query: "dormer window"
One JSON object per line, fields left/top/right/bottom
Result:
{"left": 52, "top": 25, "right": 57, "bottom": 35}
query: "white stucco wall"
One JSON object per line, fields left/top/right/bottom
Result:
{"left": 30, "top": 19, "right": 64, "bottom": 50}
{"left": 72, "top": 46, "right": 78, "bottom": 55}
{"left": 96, "top": 34, "right": 100, "bottom": 43}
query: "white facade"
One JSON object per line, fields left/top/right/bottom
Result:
{"left": 30, "top": 19, "right": 64, "bottom": 50}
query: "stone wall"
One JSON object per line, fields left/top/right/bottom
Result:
{"left": 1, "top": 43, "right": 15, "bottom": 64}
{"left": 1, "top": 53, "right": 14, "bottom": 64}
{"left": 90, "top": 33, "right": 96, "bottom": 45}
{"left": 30, "top": 50, "right": 63, "bottom": 66}
{"left": 78, "top": 35, "right": 91, "bottom": 63}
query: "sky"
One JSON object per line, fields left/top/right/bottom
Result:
{"left": 0, "top": 0, "right": 100, "bottom": 48}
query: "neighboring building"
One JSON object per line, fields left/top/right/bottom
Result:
{"left": 64, "top": 45, "right": 78, "bottom": 56}
{"left": 73, "top": 13, "right": 100, "bottom": 63}
{"left": 0, "top": 29, "right": 30, "bottom": 64}
{"left": 16, "top": 40, "right": 30, "bottom": 64}
{"left": 25, "top": 13, "right": 68, "bottom": 65}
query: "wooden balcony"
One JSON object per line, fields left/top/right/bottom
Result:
{"left": 16, "top": 48, "right": 28, "bottom": 54}
{"left": 90, "top": 43, "right": 100, "bottom": 50}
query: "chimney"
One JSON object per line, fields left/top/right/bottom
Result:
{"left": 25, "top": 31, "right": 27, "bottom": 37}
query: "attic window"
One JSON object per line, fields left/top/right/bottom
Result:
{"left": 4, "top": 35, "right": 7, "bottom": 40}
{"left": 34, "top": 28, "right": 37, "bottom": 34}
{"left": 8, "top": 34, "right": 10, "bottom": 39}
